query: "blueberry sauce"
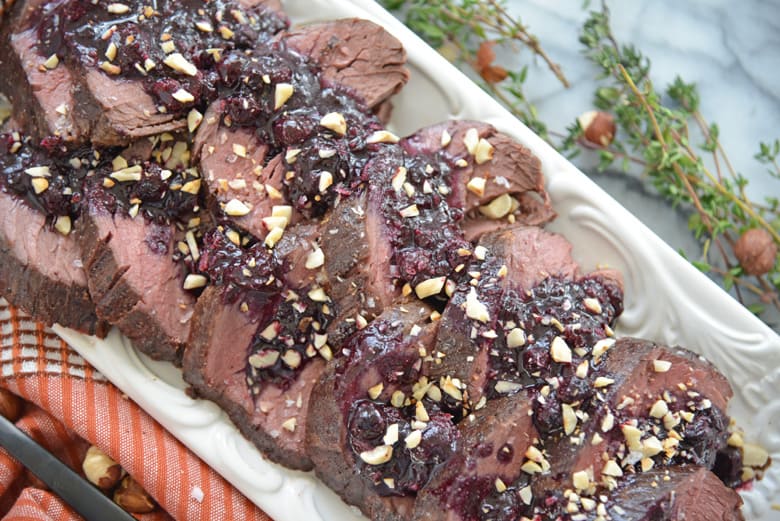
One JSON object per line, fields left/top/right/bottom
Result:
{"left": 369, "top": 147, "right": 472, "bottom": 289}
{"left": 197, "top": 227, "right": 282, "bottom": 308}
{"left": 434, "top": 475, "right": 531, "bottom": 521}
{"left": 347, "top": 400, "right": 458, "bottom": 496}
{"left": 0, "top": 132, "right": 92, "bottom": 220}
{"left": 487, "top": 275, "right": 623, "bottom": 399}
{"left": 244, "top": 286, "right": 334, "bottom": 389}
{"left": 214, "top": 43, "right": 384, "bottom": 217}
{"left": 35, "top": 0, "right": 287, "bottom": 114}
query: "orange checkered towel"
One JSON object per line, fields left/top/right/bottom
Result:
{"left": 0, "top": 298, "right": 273, "bottom": 521}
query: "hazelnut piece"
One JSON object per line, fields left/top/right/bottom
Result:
{"left": 578, "top": 110, "right": 616, "bottom": 147}
{"left": 734, "top": 228, "right": 777, "bottom": 276}
{"left": 83, "top": 446, "right": 124, "bottom": 492}
{"left": 0, "top": 388, "right": 22, "bottom": 422}
{"left": 113, "top": 476, "right": 156, "bottom": 514}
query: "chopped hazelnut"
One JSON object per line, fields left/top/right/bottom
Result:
{"left": 107, "top": 3, "right": 130, "bottom": 14}
{"left": 359, "top": 445, "right": 393, "bottom": 465}
{"left": 474, "top": 138, "right": 494, "bottom": 164}
{"left": 478, "top": 193, "right": 513, "bottom": 219}
{"left": 562, "top": 403, "right": 577, "bottom": 435}
{"left": 601, "top": 459, "right": 623, "bottom": 478}
{"left": 224, "top": 198, "right": 251, "bottom": 216}
{"left": 652, "top": 359, "right": 672, "bottom": 373}
{"left": 415, "top": 277, "right": 446, "bottom": 299}
{"left": 464, "top": 287, "right": 490, "bottom": 322}
{"left": 182, "top": 274, "right": 207, "bottom": 290}
{"left": 405, "top": 429, "right": 422, "bottom": 449}
{"left": 274, "top": 83, "right": 294, "bottom": 110}
{"left": 248, "top": 350, "right": 279, "bottom": 369}
{"left": 305, "top": 248, "right": 325, "bottom": 269}
{"left": 466, "top": 177, "right": 486, "bottom": 197}
{"left": 54, "top": 216, "right": 72, "bottom": 236}
{"left": 550, "top": 336, "right": 572, "bottom": 364}
{"left": 366, "top": 130, "right": 400, "bottom": 144}
{"left": 281, "top": 417, "right": 297, "bottom": 432}
{"left": 506, "top": 327, "right": 526, "bottom": 348}
{"left": 163, "top": 53, "right": 197, "bottom": 76}
{"left": 319, "top": 112, "right": 347, "bottom": 135}
{"left": 463, "top": 128, "right": 479, "bottom": 155}
{"left": 187, "top": 109, "right": 203, "bottom": 132}
{"left": 367, "top": 382, "right": 384, "bottom": 400}
{"left": 318, "top": 171, "right": 333, "bottom": 193}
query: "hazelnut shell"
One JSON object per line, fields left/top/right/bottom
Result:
{"left": 113, "top": 476, "right": 156, "bottom": 514}
{"left": 82, "top": 445, "right": 124, "bottom": 492}
{"left": 734, "top": 228, "right": 777, "bottom": 276}
{"left": 578, "top": 110, "right": 617, "bottom": 147}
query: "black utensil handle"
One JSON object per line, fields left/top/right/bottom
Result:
{"left": 0, "top": 413, "right": 136, "bottom": 521}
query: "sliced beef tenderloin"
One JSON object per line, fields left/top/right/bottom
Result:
{"left": 71, "top": 74, "right": 188, "bottom": 148}
{"left": 284, "top": 18, "right": 409, "bottom": 109}
{"left": 533, "top": 338, "right": 733, "bottom": 507}
{"left": 194, "top": 100, "right": 290, "bottom": 240}
{"left": 0, "top": 0, "right": 89, "bottom": 142}
{"left": 424, "top": 226, "right": 609, "bottom": 411}
{"left": 307, "top": 303, "right": 456, "bottom": 521}
{"left": 537, "top": 465, "right": 744, "bottom": 521}
{"left": 606, "top": 466, "right": 743, "bottom": 521}
{"left": 0, "top": 190, "right": 106, "bottom": 335}
{"left": 193, "top": 17, "right": 406, "bottom": 238}
{"left": 317, "top": 190, "right": 399, "bottom": 346}
{"left": 77, "top": 152, "right": 206, "bottom": 363}
{"left": 400, "top": 121, "right": 555, "bottom": 241}
{"left": 0, "top": 132, "right": 106, "bottom": 335}
{"left": 3, "top": 0, "right": 287, "bottom": 146}
{"left": 182, "top": 284, "right": 325, "bottom": 471}
{"left": 79, "top": 205, "right": 195, "bottom": 362}
{"left": 182, "top": 223, "right": 339, "bottom": 470}
{"left": 412, "top": 394, "right": 538, "bottom": 521}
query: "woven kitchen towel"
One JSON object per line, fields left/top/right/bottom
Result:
{"left": 0, "top": 298, "right": 273, "bottom": 521}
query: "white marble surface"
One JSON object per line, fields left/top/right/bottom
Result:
{"left": 494, "top": 0, "right": 780, "bottom": 326}
{"left": 504, "top": 0, "right": 780, "bottom": 200}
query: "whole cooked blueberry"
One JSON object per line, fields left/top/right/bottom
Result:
{"left": 349, "top": 401, "right": 387, "bottom": 443}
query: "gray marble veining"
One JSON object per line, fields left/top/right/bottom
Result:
{"left": 506, "top": 0, "right": 780, "bottom": 199}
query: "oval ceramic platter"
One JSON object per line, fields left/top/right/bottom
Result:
{"left": 54, "top": 0, "right": 780, "bottom": 519}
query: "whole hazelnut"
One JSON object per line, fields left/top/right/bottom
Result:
{"left": 0, "top": 388, "right": 22, "bottom": 422}
{"left": 578, "top": 110, "right": 617, "bottom": 147}
{"left": 734, "top": 228, "right": 777, "bottom": 276}
{"left": 83, "top": 445, "right": 124, "bottom": 492}
{"left": 113, "top": 476, "right": 156, "bottom": 514}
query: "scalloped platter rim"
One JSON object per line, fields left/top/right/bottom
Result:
{"left": 53, "top": 0, "right": 780, "bottom": 519}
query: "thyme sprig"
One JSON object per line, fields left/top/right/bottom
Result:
{"left": 564, "top": 2, "right": 780, "bottom": 315}
{"left": 381, "top": 0, "right": 569, "bottom": 140}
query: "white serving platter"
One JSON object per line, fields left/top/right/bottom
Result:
{"left": 55, "top": 0, "right": 780, "bottom": 519}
